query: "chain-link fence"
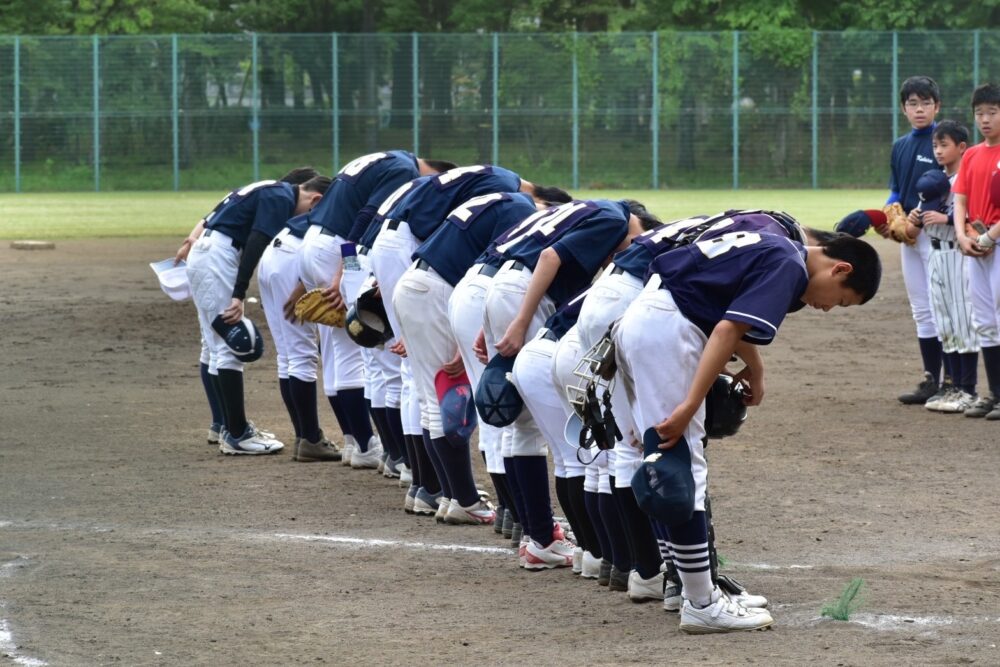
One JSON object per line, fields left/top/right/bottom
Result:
{"left": 0, "top": 31, "right": 995, "bottom": 192}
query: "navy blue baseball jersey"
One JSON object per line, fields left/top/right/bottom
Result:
{"left": 648, "top": 232, "right": 809, "bottom": 344}
{"left": 204, "top": 180, "right": 297, "bottom": 246}
{"left": 308, "top": 150, "right": 419, "bottom": 239}
{"left": 284, "top": 213, "right": 311, "bottom": 239}
{"left": 385, "top": 165, "right": 522, "bottom": 241}
{"left": 489, "top": 199, "right": 630, "bottom": 306}
{"left": 358, "top": 176, "right": 432, "bottom": 249}
{"left": 413, "top": 192, "right": 537, "bottom": 287}
{"left": 889, "top": 124, "right": 939, "bottom": 213}
{"left": 613, "top": 210, "right": 805, "bottom": 280}
{"left": 543, "top": 288, "right": 588, "bottom": 339}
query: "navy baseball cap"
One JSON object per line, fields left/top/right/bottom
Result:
{"left": 435, "top": 369, "right": 478, "bottom": 446}
{"left": 211, "top": 315, "right": 264, "bottom": 362}
{"left": 916, "top": 169, "right": 951, "bottom": 213}
{"left": 835, "top": 210, "right": 886, "bottom": 238}
{"left": 474, "top": 354, "right": 524, "bottom": 427}
{"left": 630, "top": 427, "right": 695, "bottom": 526}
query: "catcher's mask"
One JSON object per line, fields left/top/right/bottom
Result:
{"left": 345, "top": 286, "right": 394, "bottom": 348}
{"left": 211, "top": 315, "right": 264, "bottom": 362}
{"left": 475, "top": 354, "right": 524, "bottom": 427}
{"left": 631, "top": 427, "right": 696, "bottom": 526}
{"left": 705, "top": 374, "right": 748, "bottom": 439}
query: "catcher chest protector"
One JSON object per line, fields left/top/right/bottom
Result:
{"left": 475, "top": 354, "right": 524, "bottom": 427}
{"left": 346, "top": 286, "right": 394, "bottom": 348}
{"left": 704, "top": 374, "right": 748, "bottom": 439}
{"left": 211, "top": 315, "right": 264, "bottom": 362}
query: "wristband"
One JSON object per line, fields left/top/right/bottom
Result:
{"left": 977, "top": 233, "right": 995, "bottom": 249}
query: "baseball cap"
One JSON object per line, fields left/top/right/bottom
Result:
{"left": 149, "top": 258, "right": 191, "bottom": 301}
{"left": 435, "top": 369, "right": 478, "bottom": 445}
{"left": 916, "top": 169, "right": 951, "bottom": 212}
{"left": 474, "top": 354, "right": 523, "bottom": 427}
{"left": 211, "top": 315, "right": 264, "bottom": 362}
{"left": 834, "top": 210, "right": 886, "bottom": 238}
{"left": 630, "top": 427, "right": 695, "bottom": 526}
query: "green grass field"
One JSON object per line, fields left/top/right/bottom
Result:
{"left": 0, "top": 189, "right": 886, "bottom": 239}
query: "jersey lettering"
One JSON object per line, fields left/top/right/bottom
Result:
{"left": 338, "top": 152, "right": 389, "bottom": 178}
{"left": 446, "top": 192, "right": 507, "bottom": 230}
{"left": 494, "top": 201, "right": 595, "bottom": 254}
{"left": 377, "top": 181, "right": 416, "bottom": 217}
{"left": 695, "top": 232, "right": 763, "bottom": 259}
{"left": 434, "top": 165, "right": 490, "bottom": 189}
{"left": 234, "top": 180, "right": 278, "bottom": 197}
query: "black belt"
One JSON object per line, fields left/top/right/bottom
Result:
{"left": 540, "top": 328, "right": 559, "bottom": 342}
{"left": 414, "top": 258, "right": 433, "bottom": 271}
{"left": 386, "top": 219, "right": 401, "bottom": 231}
{"left": 610, "top": 265, "right": 625, "bottom": 275}
{"left": 507, "top": 260, "right": 526, "bottom": 272}
{"left": 204, "top": 228, "right": 242, "bottom": 250}
{"left": 931, "top": 238, "right": 956, "bottom": 250}
{"left": 319, "top": 226, "right": 337, "bottom": 237}
{"left": 358, "top": 246, "right": 369, "bottom": 256}
{"left": 478, "top": 264, "right": 498, "bottom": 277}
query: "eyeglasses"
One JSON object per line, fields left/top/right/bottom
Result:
{"left": 904, "top": 99, "right": 936, "bottom": 109}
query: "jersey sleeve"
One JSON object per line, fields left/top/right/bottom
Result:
{"left": 366, "top": 165, "right": 419, "bottom": 211}
{"left": 724, "top": 256, "right": 808, "bottom": 344}
{"left": 251, "top": 189, "right": 295, "bottom": 239}
{"left": 550, "top": 216, "right": 627, "bottom": 277}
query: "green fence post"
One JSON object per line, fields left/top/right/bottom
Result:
{"left": 14, "top": 35, "right": 20, "bottom": 193}
{"left": 973, "top": 29, "right": 981, "bottom": 142}
{"left": 332, "top": 32, "right": 339, "bottom": 172}
{"left": 412, "top": 33, "right": 420, "bottom": 155}
{"left": 811, "top": 31, "right": 818, "bottom": 189}
{"left": 732, "top": 31, "right": 739, "bottom": 190}
{"left": 651, "top": 31, "right": 659, "bottom": 189}
{"left": 93, "top": 35, "right": 100, "bottom": 192}
{"left": 891, "top": 31, "right": 898, "bottom": 141}
{"left": 492, "top": 32, "right": 499, "bottom": 166}
{"left": 251, "top": 32, "right": 260, "bottom": 182}
{"left": 572, "top": 32, "right": 579, "bottom": 190}
{"left": 171, "top": 34, "right": 179, "bottom": 191}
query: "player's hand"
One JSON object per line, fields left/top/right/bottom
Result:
{"left": 390, "top": 339, "right": 407, "bottom": 357}
{"left": 906, "top": 209, "right": 922, "bottom": 225}
{"left": 284, "top": 281, "right": 307, "bottom": 322}
{"left": 222, "top": 298, "right": 244, "bottom": 325}
{"left": 473, "top": 329, "right": 488, "bottom": 364}
{"left": 653, "top": 401, "right": 698, "bottom": 450}
{"left": 442, "top": 352, "right": 466, "bottom": 378}
{"left": 174, "top": 237, "right": 196, "bottom": 265}
{"left": 495, "top": 321, "right": 528, "bottom": 357}
{"left": 920, "top": 210, "right": 948, "bottom": 226}
{"left": 872, "top": 222, "right": 891, "bottom": 239}
{"left": 321, "top": 281, "right": 345, "bottom": 310}
{"left": 734, "top": 366, "right": 765, "bottom": 406}
{"left": 959, "top": 235, "right": 987, "bottom": 257}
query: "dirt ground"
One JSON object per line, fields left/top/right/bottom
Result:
{"left": 1, "top": 238, "right": 999, "bottom": 666}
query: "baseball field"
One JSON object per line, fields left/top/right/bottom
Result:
{"left": 1, "top": 190, "right": 999, "bottom": 665}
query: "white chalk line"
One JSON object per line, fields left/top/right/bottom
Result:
{"left": 271, "top": 532, "right": 511, "bottom": 555}
{"left": 0, "top": 557, "right": 47, "bottom": 667}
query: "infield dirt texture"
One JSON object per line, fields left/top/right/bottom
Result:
{"left": 1, "top": 238, "right": 999, "bottom": 665}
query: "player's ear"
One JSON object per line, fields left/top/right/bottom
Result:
{"left": 832, "top": 261, "right": 853, "bottom": 279}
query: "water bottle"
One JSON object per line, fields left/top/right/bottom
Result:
{"left": 341, "top": 242, "right": 362, "bottom": 272}
{"left": 340, "top": 242, "right": 367, "bottom": 306}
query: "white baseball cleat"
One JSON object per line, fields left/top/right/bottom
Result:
{"left": 443, "top": 499, "right": 495, "bottom": 525}
{"left": 663, "top": 578, "right": 682, "bottom": 612}
{"left": 350, "top": 438, "right": 383, "bottom": 469}
{"left": 523, "top": 539, "right": 575, "bottom": 570}
{"left": 679, "top": 589, "right": 773, "bottom": 634}
{"left": 219, "top": 426, "right": 284, "bottom": 456}
{"left": 580, "top": 551, "right": 602, "bottom": 579}
{"left": 340, "top": 435, "right": 358, "bottom": 467}
{"left": 628, "top": 570, "right": 665, "bottom": 602}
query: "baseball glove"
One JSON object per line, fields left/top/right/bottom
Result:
{"left": 883, "top": 202, "right": 915, "bottom": 245}
{"left": 293, "top": 289, "right": 347, "bottom": 327}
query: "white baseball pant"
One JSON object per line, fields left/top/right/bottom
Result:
{"left": 927, "top": 244, "right": 979, "bottom": 353}
{"left": 901, "top": 233, "right": 939, "bottom": 339}
{"left": 186, "top": 230, "right": 243, "bottom": 373}
{"left": 966, "top": 252, "right": 1000, "bottom": 348}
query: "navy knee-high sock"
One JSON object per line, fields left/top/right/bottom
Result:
{"left": 326, "top": 395, "right": 352, "bottom": 440}
{"left": 555, "top": 477, "right": 583, "bottom": 550}
{"left": 649, "top": 519, "right": 673, "bottom": 563}
{"left": 598, "top": 490, "right": 631, "bottom": 572}
{"left": 567, "top": 476, "right": 599, "bottom": 556}
{"left": 288, "top": 377, "right": 321, "bottom": 443}
{"left": 942, "top": 351, "right": 957, "bottom": 385}
{"left": 959, "top": 351, "right": 979, "bottom": 395}
{"left": 385, "top": 408, "right": 408, "bottom": 466}
{"left": 278, "top": 378, "right": 300, "bottom": 438}
{"left": 612, "top": 484, "right": 664, "bottom": 578}
{"left": 411, "top": 434, "right": 440, "bottom": 494}
{"left": 422, "top": 430, "right": 451, "bottom": 498}
{"left": 510, "top": 456, "right": 554, "bottom": 545}
{"left": 982, "top": 346, "right": 1000, "bottom": 397}
{"left": 584, "top": 490, "right": 612, "bottom": 564}
{"left": 503, "top": 456, "right": 530, "bottom": 529}
{"left": 666, "top": 511, "right": 712, "bottom": 606}
{"left": 336, "top": 388, "right": 374, "bottom": 450}
{"left": 918, "top": 337, "right": 943, "bottom": 383}
{"left": 370, "top": 407, "right": 397, "bottom": 460}
{"left": 402, "top": 434, "right": 419, "bottom": 486}
{"left": 216, "top": 369, "right": 247, "bottom": 437}
{"left": 200, "top": 363, "right": 224, "bottom": 426}
{"left": 432, "top": 436, "right": 478, "bottom": 506}
{"left": 490, "top": 472, "right": 511, "bottom": 515}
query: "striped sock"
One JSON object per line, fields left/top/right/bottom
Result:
{"left": 666, "top": 511, "right": 712, "bottom": 606}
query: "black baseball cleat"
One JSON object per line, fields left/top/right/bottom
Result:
{"left": 898, "top": 371, "right": 938, "bottom": 405}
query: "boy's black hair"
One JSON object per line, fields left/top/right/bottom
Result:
{"left": 280, "top": 166, "right": 319, "bottom": 185}
{"left": 899, "top": 76, "right": 940, "bottom": 104}
{"left": 804, "top": 227, "right": 848, "bottom": 246}
{"left": 624, "top": 199, "right": 662, "bottom": 231}
{"left": 971, "top": 83, "right": 1000, "bottom": 109}
{"left": 423, "top": 159, "right": 459, "bottom": 173}
{"left": 301, "top": 175, "right": 332, "bottom": 196}
{"left": 821, "top": 236, "right": 882, "bottom": 304}
{"left": 933, "top": 119, "right": 970, "bottom": 146}
{"left": 533, "top": 185, "right": 573, "bottom": 205}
